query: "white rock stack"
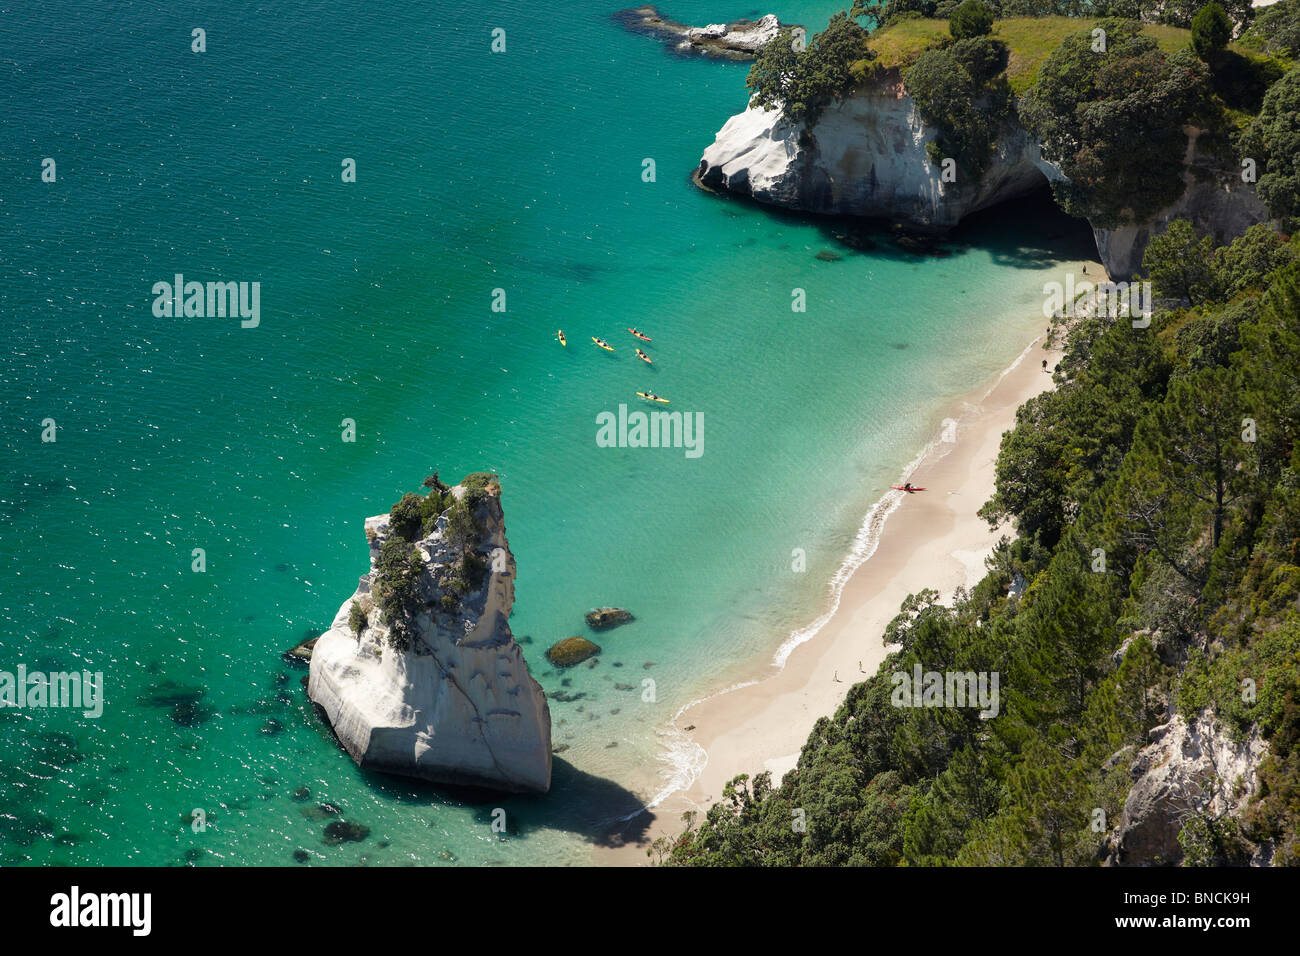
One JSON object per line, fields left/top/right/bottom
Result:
{"left": 308, "top": 480, "right": 552, "bottom": 793}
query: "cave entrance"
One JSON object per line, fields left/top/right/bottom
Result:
{"left": 949, "top": 181, "right": 1099, "bottom": 269}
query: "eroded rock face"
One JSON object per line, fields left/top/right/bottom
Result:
{"left": 1109, "top": 708, "right": 1265, "bottom": 865}
{"left": 697, "top": 83, "right": 1050, "bottom": 232}
{"left": 308, "top": 484, "right": 552, "bottom": 794}
{"left": 696, "top": 82, "right": 1271, "bottom": 275}
{"left": 1092, "top": 175, "right": 1271, "bottom": 280}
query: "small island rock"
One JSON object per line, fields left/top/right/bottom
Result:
{"left": 547, "top": 637, "right": 602, "bottom": 668}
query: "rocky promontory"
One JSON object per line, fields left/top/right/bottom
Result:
{"left": 696, "top": 71, "right": 1271, "bottom": 279}
{"left": 615, "top": 6, "right": 798, "bottom": 60}
{"left": 308, "top": 476, "right": 552, "bottom": 794}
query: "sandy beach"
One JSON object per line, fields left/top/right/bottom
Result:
{"left": 596, "top": 266, "right": 1098, "bottom": 864}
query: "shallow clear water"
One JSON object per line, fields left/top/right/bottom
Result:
{"left": 0, "top": 0, "right": 1095, "bottom": 865}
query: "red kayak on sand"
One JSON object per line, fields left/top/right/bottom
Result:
{"left": 891, "top": 485, "right": 926, "bottom": 492}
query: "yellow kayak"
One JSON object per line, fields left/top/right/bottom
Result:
{"left": 637, "top": 391, "right": 669, "bottom": 404}
{"left": 592, "top": 337, "right": 614, "bottom": 351}
{"left": 557, "top": 330, "right": 566, "bottom": 346}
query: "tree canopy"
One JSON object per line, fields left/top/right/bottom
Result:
{"left": 746, "top": 12, "right": 874, "bottom": 124}
{"left": 1019, "top": 20, "right": 1212, "bottom": 229}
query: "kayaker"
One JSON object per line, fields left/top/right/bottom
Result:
{"left": 903, "top": 482, "right": 913, "bottom": 492}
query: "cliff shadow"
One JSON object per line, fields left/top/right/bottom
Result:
{"left": 948, "top": 184, "right": 1100, "bottom": 269}
{"left": 345, "top": 755, "right": 653, "bottom": 851}
{"left": 695, "top": 168, "right": 1100, "bottom": 270}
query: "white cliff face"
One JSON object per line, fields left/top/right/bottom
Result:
{"left": 698, "top": 82, "right": 1049, "bottom": 231}
{"left": 1110, "top": 708, "right": 1266, "bottom": 865}
{"left": 697, "top": 81, "right": 1272, "bottom": 275}
{"left": 1095, "top": 179, "right": 1272, "bottom": 280}
{"left": 719, "top": 14, "right": 782, "bottom": 52}
{"left": 308, "top": 485, "right": 552, "bottom": 794}
{"left": 1089, "top": 131, "right": 1273, "bottom": 279}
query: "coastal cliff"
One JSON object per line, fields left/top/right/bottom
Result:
{"left": 696, "top": 76, "right": 1271, "bottom": 278}
{"left": 1107, "top": 707, "right": 1267, "bottom": 866}
{"left": 308, "top": 479, "right": 552, "bottom": 794}
{"left": 697, "top": 78, "right": 1046, "bottom": 231}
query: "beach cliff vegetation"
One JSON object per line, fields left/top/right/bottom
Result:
{"left": 664, "top": 223, "right": 1300, "bottom": 866}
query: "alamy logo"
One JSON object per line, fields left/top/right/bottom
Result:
{"left": 890, "top": 664, "right": 1000, "bottom": 718}
{"left": 595, "top": 404, "right": 703, "bottom": 458}
{"left": 50, "top": 886, "right": 151, "bottom": 936}
{"left": 0, "top": 666, "right": 103, "bottom": 718}
{"left": 1042, "top": 274, "right": 1152, "bottom": 326}
{"left": 152, "top": 274, "right": 260, "bottom": 328}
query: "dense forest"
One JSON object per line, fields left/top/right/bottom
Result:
{"left": 664, "top": 3, "right": 1300, "bottom": 866}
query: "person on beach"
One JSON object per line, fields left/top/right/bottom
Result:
{"left": 1042, "top": 359, "right": 1048, "bottom": 372}
{"left": 903, "top": 482, "right": 913, "bottom": 492}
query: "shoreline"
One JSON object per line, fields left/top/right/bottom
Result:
{"left": 593, "top": 263, "right": 1099, "bottom": 864}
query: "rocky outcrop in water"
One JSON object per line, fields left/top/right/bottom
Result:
{"left": 307, "top": 480, "right": 552, "bottom": 794}
{"left": 616, "top": 6, "right": 798, "bottom": 60}
{"left": 696, "top": 74, "right": 1272, "bottom": 278}
{"left": 586, "top": 607, "right": 635, "bottom": 630}
{"left": 546, "top": 637, "right": 601, "bottom": 667}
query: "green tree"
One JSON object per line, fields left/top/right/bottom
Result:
{"left": 1240, "top": 0, "right": 1300, "bottom": 58}
{"left": 949, "top": 0, "right": 994, "bottom": 39}
{"left": 904, "top": 36, "right": 1011, "bottom": 179}
{"left": 746, "top": 12, "right": 873, "bottom": 124}
{"left": 1191, "top": 2, "right": 1232, "bottom": 61}
{"left": 389, "top": 492, "right": 424, "bottom": 541}
{"left": 1113, "top": 367, "right": 1254, "bottom": 585}
{"left": 1241, "top": 68, "right": 1300, "bottom": 225}
{"left": 444, "top": 497, "right": 482, "bottom": 551}
{"left": 1021, "top": 23, "right": 1210, "bottom": 228}
{"left": 372, "top": 536, "right": 424, "bottom": 650}
{"left": 1213, "top": 224, "right": 1295, "bottom": 297}
{"left": 1141, "top": 219, "right": 1221, "bottom": 306}
{"left": 348, "top": 600, "right": 368, "bottom": 637}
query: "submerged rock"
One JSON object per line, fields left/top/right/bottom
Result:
{"left": 323, "top": 821, "right": 370, "bottom": 846}
{"left": 547, "top": 637, "right": 602, "bottom": 668}
{"left": 585, "top": 607, "right": 634, "bottom": 630}
{"left": 308, "top": 478, "right": 552, "bottom": 794}
{"left": 283, "top": 636, "right": 319, "bottom": 665}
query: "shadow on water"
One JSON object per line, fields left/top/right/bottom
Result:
{"left": 352, "top": 755, "right": 652, "bottom": 851}
{"left": 694, "top": 168, "right": 1099, "bottom": 269}
{"left": 292, "top": 672, "right": 651, "bottom": 856}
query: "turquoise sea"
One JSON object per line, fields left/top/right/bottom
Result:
{"left": 0, "top": 1, "right": 1095, "bottom": 865}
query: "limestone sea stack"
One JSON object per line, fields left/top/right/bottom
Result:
{"left": 308, "top": 476, "right": 552, "bottom": 794}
